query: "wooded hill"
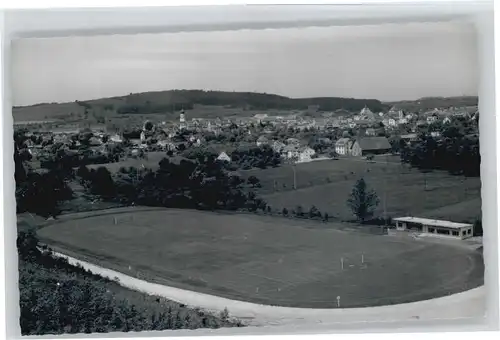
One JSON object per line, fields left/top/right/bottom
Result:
{"left": 13, "top": 90, "right": 388, "bottom": 122}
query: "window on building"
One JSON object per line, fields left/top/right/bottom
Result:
{"left": 436, "top": 229, "right": 450, "bottom": 235}
{"left": 452, "top": 231, "right": 459, "bottom": 236}
{"left": 407, "top": 222, "right": 423, "bottom": 231}
{"left": 468, "top": 229, "right": 472, "bottom": 234}
{"left": 463, "top": 231, "right": 467, "bottom": 236}
{"left": 428, "top": 227, "right": 435, "bottom": 233}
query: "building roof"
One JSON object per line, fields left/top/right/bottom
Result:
{"left": 393, "top": 217, "right": 473, "bottom": 229}
{"left": 400, "top": 133, "right": 418, "bottom": 140}
{"left": 335, "top": 138, "right": 351, "bottom": 146}
{"left": 356, "top": 137, "right": 391, "bottom": 151}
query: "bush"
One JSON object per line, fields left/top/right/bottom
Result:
{"left": 18, "top": 232, "right": 241, "bottom": 335}
{"left": 308, "top": 205, "right": 321, "bottom": 219}
{"left": 294, "top": 205, "right": 304, "bottom": 218}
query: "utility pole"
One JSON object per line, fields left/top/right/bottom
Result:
{"left": 288, "top": 155, "right": 298, "bottom": 190}
{"left": 292, "top": 163, "right": 297, "bottom": 190}
{"left": 383, "top": 154, "right": 388, "bottom": 233}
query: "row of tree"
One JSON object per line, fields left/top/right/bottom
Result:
{"left": 76, "top": 155, "right": 266, "bottom": 212}
{"left": 400, "top": 134, "right": 480, "bottom": 177}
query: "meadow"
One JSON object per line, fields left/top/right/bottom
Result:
{"left": 244, "top": 156, "right": 481, "bottom": 223}
{"left": 38, "top": 208, "right": 484, "bottom": 309}
{"left": 86, "top": 151, "right": 168, "bottom": 173}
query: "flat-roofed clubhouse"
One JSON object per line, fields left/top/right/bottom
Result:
{"left": 393, "top": 217, "right": 474, "bottom": 240}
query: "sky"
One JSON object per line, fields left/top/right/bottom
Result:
{"left": 11, "top": 21, "right": 478, "bottom": 106}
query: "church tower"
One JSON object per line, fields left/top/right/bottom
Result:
{"left": 179, "top": 109, "right": 186, "bottom": 131}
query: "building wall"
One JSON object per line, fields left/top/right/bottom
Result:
{"left": 335, "top": 145, "right": 346, "bottom": 155}
{"left": 394, "top": 221, "right": 473, "bottom": 240}
{"left": 351, "top": 142, "right": 362, "bottom": 157}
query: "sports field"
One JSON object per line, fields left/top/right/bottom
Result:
{"left": 37, "top": 208, "right": 484, "bottom": 308}
{"left": 244, "top": 157, "right": 481, "bottom": 222}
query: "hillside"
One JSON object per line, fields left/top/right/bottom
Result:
{"left": 13, "top": 90, "right": 388, "bottom": 122}
{"left": 386, "top": 96, "right": 478, "bottom": 112}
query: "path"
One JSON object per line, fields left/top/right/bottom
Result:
{"left": 52, "top": 251, "right": 486, "bottom": 328}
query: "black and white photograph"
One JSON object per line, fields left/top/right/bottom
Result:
{"left": 11, "top": 17, "right": 485, "bottom": 336}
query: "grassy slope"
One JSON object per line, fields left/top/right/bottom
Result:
{"left": 37, "top": 208, "right": 484, "bottom": 309}
{"left": 19, "top": 256, "right": 240, "bottom": 335}
{"left": 244, "top": 157, "right": 481, "bottom": 223}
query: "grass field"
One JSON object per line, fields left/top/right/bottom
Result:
{"left": 37, "top": 208, "right": 484, "bottom": 309}
{"left": 244, "top": 156, "right": 481, "bottom": 223}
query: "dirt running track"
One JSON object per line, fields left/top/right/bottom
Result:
{"left": 52, "top": 251, "right": 485, "bottom": 328}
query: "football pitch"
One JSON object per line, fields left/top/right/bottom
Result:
{"left": 37, "top": 208, "right": 484, "bottom": 308}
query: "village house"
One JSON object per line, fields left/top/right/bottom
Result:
{"left": 416, "top": 119, "right": 428, "bottom": 127}
{"left": 254, "top": 113, "right": 268, "bottom": 123}
{"left": 350, "top": 136, "right": 392, "bottom": 157}
{"left": 359, "top": 106, "right": 376, "bottom": 121}
{"left": 271, "top": 140, "right": 286, "bottom": 153}
{"left": 335, "top": 138, "right": 353, "bottom": 156}
{"left": 286, "top": 137, "right": 301, "bottom": 146}
{"left": 109, "top": 133, "right": 123, "bottom": 143}
{"left": 400, "top": 133, "right": 419, "bottom": 144}
{"left": 217, "top": 151, "right": 232, "bottom": 163}
{"left": 365, "top": 128, "right": 376, "bottom": 136}
{"left": 427, "top": 115, "right": 438, "bottom": 124}
{"left": 297, "top": 146, "right": 316, "bottom": 163}
{"left": 256, "top": 135, "right": 270, "bottom": 147}
{"left": 282, "top": 144, "right": 299, "bottom": 159}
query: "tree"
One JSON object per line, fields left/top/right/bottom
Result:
{"left": 90, "top": 167, "right": 116, "bottom": 198}
{"left": 309, "top": 205, "right": 320, "bottom": 219}
{"left": 144, "top": 121, "right": 154, "bottom": 131}
{"left": 347, "top": 178, "right": 380, "bottom": 223}
{"left": 323, "top": 212, "right": 329, "bottom": 222}
{"left": 473, "top": 219, "right": 483, "bottom": 236}
{"left": 247, "top": 176, "right": 261, "bottom": 188}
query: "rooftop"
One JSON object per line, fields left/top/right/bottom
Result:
{"left": 393, "top": 217, "right": 473, "bottom": 229}
{"left": 357, "top": 136, "right": 391, "bottom": 151}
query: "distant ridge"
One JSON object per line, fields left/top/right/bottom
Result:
{"left": 13, "top": 89, "right": 389, "bottom": 122}
{"left": 385, "top": 96, "right": 478, "bottom": 111}
{"left": 13, "top": 90, "right": 478, "bottom": 122}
